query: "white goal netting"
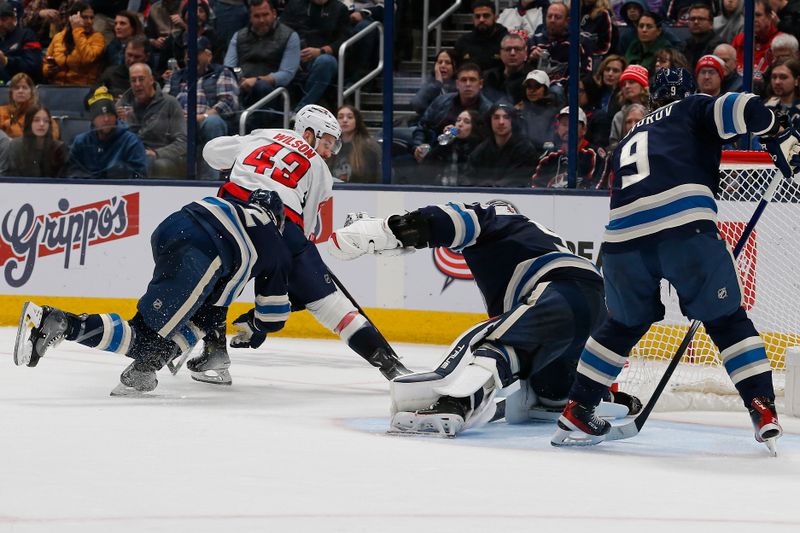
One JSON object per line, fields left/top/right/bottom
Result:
{"left": 616, "top": 151, "right": 800, "bottom": 412}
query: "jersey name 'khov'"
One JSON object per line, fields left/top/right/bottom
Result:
{"left": 203, "top": 128, "right": 334, "bottom": 238}
{"left": 606, "top": 92, "right": 775, "bottom": 251}
{"left": 421, "top": 202, "right": 602, "bottom": 317}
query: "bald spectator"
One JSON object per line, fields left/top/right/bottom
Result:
{"left": 454, "top": 0, "right": 508, "bottom": 74}
{"left": 117, "top": 63, "right": 187, "bottom": 179}
{"left": 483, "top": 33, "right": 528, "bottom": 104}
{"left": 528, "top": 2, "right": 591, "bottom": 89}
{"left": 713, "top": 43, "right": 743, "bottom": 93}
{"left": 98, "top": 35, "right": 150, "bottom": 98}
{"left": 0, "top": 2, "right": 42, "bottom": 84}
{"left": 695, "top": 54, "right": 724, "bottom": 97}
{"left": 732, "top": 0, "right": 785, "bottom": 81}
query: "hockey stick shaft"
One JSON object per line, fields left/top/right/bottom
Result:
{"left": 609, "top": 165, "right": 784, "bottom": 439}
{"left": 326, "top": 268, "right": 398, "bottom": 357}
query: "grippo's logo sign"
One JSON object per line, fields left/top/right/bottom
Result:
{"left": 0, "top": 194, "right": 140, "bottom": 287}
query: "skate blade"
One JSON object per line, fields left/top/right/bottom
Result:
{"left": 13, "top": 302, "right": 42, "bottom": 367}
{"left": 550, "top": 425, "right": 607, "bottom": 447}
{"left": 387, "top": 412, "right": 463, "bottom": 438}
{"left": 190, "top": 369, "right": 232, "bottom": 386}
{"left": 166, "top": 350, "right": 192, "bottom": 375}
{"left": 765, "top": 437, "right": 778, "bottom": 457}
{"left": 110, "top": 383, "right": 155, "bottom": 397}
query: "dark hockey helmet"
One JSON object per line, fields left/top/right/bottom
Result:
{"left": 248, "top": 189, "right": 285, "bottom": 232}
{"left": 650, "top": 67, "right": 696, "bottom": 109}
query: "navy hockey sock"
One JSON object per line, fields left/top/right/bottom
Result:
{"left": 347, "top": 325, "right": 392, "bottom": 362}
{"left": 66, "top": 313, "right": 133, "bottom": 355}
{"left": 705, "top": 308, "right": 775, "bottom": 406}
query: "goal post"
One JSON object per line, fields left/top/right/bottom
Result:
{"left": 616, "top": 151, "right": 800, "bottom": 412}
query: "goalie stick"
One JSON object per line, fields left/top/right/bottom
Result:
{"left": 605, "top": 153, "right": 786, "bottom": 445}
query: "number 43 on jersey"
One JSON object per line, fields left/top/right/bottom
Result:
{"left": 242, "top": 142, "right": 311, "bottom": 189}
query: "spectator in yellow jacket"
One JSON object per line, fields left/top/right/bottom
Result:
{"left": 43, "top": 2, "right": 105, "bottom": 86}
{"left": 0, "top": 73, "right": 60, "bottom": 139}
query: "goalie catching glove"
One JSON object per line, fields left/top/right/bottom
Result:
{"left": 761, "top": 121, "right": 800, "bottom": 183}
{"left": 230, "top": 310, "right": 268, "bottom": 349}
{"left": 328, "top": 213, "right": 413, "bottom": 261}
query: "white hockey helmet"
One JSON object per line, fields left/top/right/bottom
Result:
{"left": 293, "top": 104, "right": 342, "bottom": 154}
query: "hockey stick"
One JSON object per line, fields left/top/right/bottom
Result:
{"left": 605, "top": 158, "right": 785, "bottom": 442}
{"left": 326, "top": 268, "right": 399, "bottom": 357}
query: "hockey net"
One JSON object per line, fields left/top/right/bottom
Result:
{"left": 616, "top": 151, "right": 800, "bottom": 412}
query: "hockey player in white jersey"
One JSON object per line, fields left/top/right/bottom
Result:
{"left": 197, "top": 105, "right": 408, "bottom": 384}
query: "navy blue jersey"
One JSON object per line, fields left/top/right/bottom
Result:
{"left": 419, "top": 202, "right": 602, "bottom": 317}
{"left": 605, "top": 92, "right": 775, "bottom": 251}
{"left": 183, "top": 196, "right": 292, "bottom": 333}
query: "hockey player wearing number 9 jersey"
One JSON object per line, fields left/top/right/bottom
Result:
{"left": 552, "top": 68, "right": 798, "bottom": 451}
{"left": 200, "top": 105, "right": 409, "bottom": 382}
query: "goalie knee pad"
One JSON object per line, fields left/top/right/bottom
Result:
{"left": 305, "top": 291, "right": 364, "bottom": 341}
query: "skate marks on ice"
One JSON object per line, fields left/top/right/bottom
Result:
{"left": 343, "top": 416, "right": 800, "bottom": 459}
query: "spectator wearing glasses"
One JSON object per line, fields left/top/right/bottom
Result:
{"left": 484, "top": 33, "right": 528, "bottom": 104}
{"left": 678, "top": 4, "right": 724, "bottom": 69}
{"left": 661, "top": 0, "right": 712, "bottom": 26}
{"left": 713, "top": 43, "right": 743, "bottom": 93}
{"left": 98, "top": 35, "right": 150, "bottom": 98}
{"left": 694, "top": 54, "right": 724, "bottom": 97}
{"left": 625, "top": 11, "right": 670, "bottom": 74}
{"left": 454, "top": 0, "right": 508, "bottom": 74}
{"left": 463, "top": 103, "right": 538, "bottom": 187}
{"left": 44, "top": 2, "right": 105, "bottom": 86}
{"left": 0, "top": 2, "right": 43, "bottom": 84}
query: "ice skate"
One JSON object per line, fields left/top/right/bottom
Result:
{"left": 367, "top": 347, "right": 410, "bottom": 380}
{"left": 608, "top": 390, "right": 643, "bottom": 416}
{"left": 13, "top": 302, "right": 72, "bottom": 367}
{"left": 187, "top": 331, "right": 232, "bottom": 385}
{"left": 551, "top": 400, "right": 611, "bottom": 447}
{"left": 110, "top": 360, "right": 159, "bottom": 396}
{"left": 388, "top": 396, "right": 468, "bottom": 437}
{"left": 748, "top": 397, "right": 782, "bottom": 456}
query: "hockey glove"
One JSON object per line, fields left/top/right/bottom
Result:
{"left": 761, "top": 126, "right": 800, "bottom": 183}
{"left": 328, "top": 214, "right": 414, "bottom": 260}
{"left": 230, "top": 311, "right": 268, "bottom": 349}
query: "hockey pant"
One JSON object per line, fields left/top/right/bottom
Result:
{"left": 65, "top": 212, "right": 229, "bottom": 367}
{"left": 282, "top": 220, "right": 391, "bottom": 360}
{"left": 391, "top": 279, "right": 607, "bottom": 424}
{"left": 571, "top": 232, "right": 774, "bottom": 407}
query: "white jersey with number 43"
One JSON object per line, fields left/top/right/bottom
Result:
{"left": 203, "top": 128, "right": 333, "bottom": 238}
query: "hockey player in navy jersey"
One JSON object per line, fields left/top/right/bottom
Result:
{"left": 13, "top": 189, "right": 292, "bottom": 395}
{"left": 551, "top": 68, "right": 800, "bottom": 451}
{"left": 200, "top": 105, "right": 409, "bottom": 383}
{"left": 329, "top": 201, "right": 642, "bottom": 436}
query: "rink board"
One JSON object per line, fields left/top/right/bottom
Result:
{"left": 0, "top": 181, "right": 797, "bottom": 346}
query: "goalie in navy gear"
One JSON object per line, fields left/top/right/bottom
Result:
{"left": 13, "top": 189, "right": 292, "bottom": 396}
{"left": 552, "top": 67, "right": 799, "bottom": 450}
{"left": 329, "top": 201, "right": 642, "bottom": 436}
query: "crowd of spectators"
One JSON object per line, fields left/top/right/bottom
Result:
{"left": 0, "top": 0, "right": 797, "bottom": 186}
{"left": 398, "top": 0, "right": 800, "bottom": 188}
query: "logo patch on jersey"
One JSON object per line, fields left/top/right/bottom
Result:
{"left": 153, "top": 299, "right": 163, "bottom": 310}
{"left": 717, "top": 287, "right": 728, "bottom": 299}
{"left": 719, "top": 222, "right": 757, "bottom": 310}
{"left": 432, "top": 247, "right": 474, "bottom": 292}
{"left": 0, "top": 193, "right": 140, "bottom": 288}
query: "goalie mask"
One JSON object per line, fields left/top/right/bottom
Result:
{"left": 293, "top": 104, "right": 342, "bottom": 155}
{"left": 650, "top": 67, "right": 696, "bottom": 109}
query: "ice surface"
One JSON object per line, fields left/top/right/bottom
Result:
{"left": 1, "top": 328, "right": 799, "bottom": 533}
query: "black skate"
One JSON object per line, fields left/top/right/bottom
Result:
{"left": 13, "top": 302, "right": 73, "bottom": 367}
{"left": 389, "top": 396, "right": 470, "bottom": 437}
{"left": 367, "top": 348, "right": 410, "bottom": 380}
{"left": 748, "top": 397, "right": 782, "bottom": 456}
{"left": 110, "top": 359, "right": 160, "bottom": 396}
{"left": 608, "top": 390, "right": 643, "bottom": 416}
{"left": 551, "top": 400, "right": 611, "bottom": 447}
{"left": 187, "top": 330, "right": 232, "bottom": 385}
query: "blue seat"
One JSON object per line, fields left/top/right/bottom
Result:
{"left": 0, "top": 89, "right": 8, "bottom": 106}
{"left": 37, "top": 85, "right": 93, "bottom": 119}
{"left": 57, "top": 117, "right": 92, "bottom": 148}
